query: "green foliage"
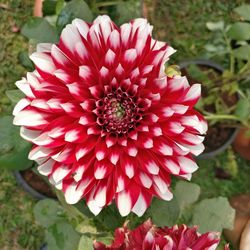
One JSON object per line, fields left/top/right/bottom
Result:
{"left": 234, "top": 4, "right": 250, "bottom": 21}
{"left": 34, "top": 199, "right": 81, "bottom": 250}
{"left": 206, "top": 21, "right": 224, "bottom": 31}
{"left": 227, "top": 22, "right": 250, "bottom": 40}
{"left": 42, "top": 0, "right": 58, "bottom": 16}
{"left": 78, "top": 235, "right": 93, "bottom": 250}
{"left": 5, "top": 89, "right": 24, "bottom": 104}
{"left": 233, "top": 45, "right": 250, "bottom": 60}
{"left": 21, "top": 17, "right": 59, "bottom": 43}
{"left": 45, "top": 222, "right": 81, "bottom": 250}
{"left": 150, "top": 196, "right": 180, "bottom": 227}
{"left": 235, "top": 97, "right": 250, "bottom": 121}
{"left": 115, "top": 0, "right": 141, "bottom": 25}
{"left": 149, "top": 180, "right": 235, "bottom": 234}
{"left": 34, "top": 199, "right": 64, "bottom": 228}
{"left": 56, "top": 0, "right": 93, "bottom": 32}
{"left": 94, "top": 204, "right": 125, "bottom": 231}
{"left": 0, "top": 116, "right": 32, "bottom": 170}
{"left": 192, "top": 197, "right": 235, "bottom": 233}
{"left": 175, "top": 181, "right": 200, "bottom": 210}
{"left": 0, "top": 169, "right": 44, "bottom": 249}
{"left": 18, "top": 51, "right": 34, "bottom": 71}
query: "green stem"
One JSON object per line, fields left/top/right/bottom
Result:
{"left": 95, "top": 1, "right": 119, "bottom": 7}
{"left": 204, "top": 114, "right": 241, "bottom": 121}
{"left": 223, "top": 32, "right": 235, "bottom": 74}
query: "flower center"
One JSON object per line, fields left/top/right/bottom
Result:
{"left": 96, "top": 88, "right": 141, "bottom": 135}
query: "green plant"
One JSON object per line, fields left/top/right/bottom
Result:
{"left": 203, "top": 4, "right": 250, "bottom": 126}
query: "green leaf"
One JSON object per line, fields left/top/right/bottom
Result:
{"left": 174, "top": 181, "right": 200, "bottom": 209}
{"left": 233, "top": 45, "right": 250, "bottom": 60}
{"left": 234, "top": 4, "right": 250, "bottom": 21}
{"left": 206, "top": 21, "right": 224, "bottom": 31}
{"left": 5, "top": 89, "right": 24, "bottom": 103}
{"left": 192, "top": 197, "right": 235, "bottom": 233}
{"left": 56, "top": 0, "right": 93, "bottom": 32}
{"left": 227, "top": 22, "right": 250, "bottom": 41}
{"left": 235, "top": 98, "right": 250, "bottom": 120}
{"left": 75, "top": 221, "right": 96, "bottom": 234}
{"left": 0, "top": 145, "right": 31, "bottom": 170}
{"left": 78, "top": 235, "right": 93, "bottom": 250}
{"left": 0, "top": 116, "right": 32, "bottom": 170}
{"left": 116, "top": 0, "right": 141, "bottom": 25}
{"left": 150, "top": 197, "right": 180, "bottom": 227}
{"left": 42, "top": 0, "right": 57, "bottom": 16}
{"left": 18, "top": 51, "right": 34, "bottom": 70}
{"left": 46, "top": 221, "right": 81, "bottom": 250}
{"left": 56, "top": 0, "right": 65, "bottom": 15}
{"left": 21, "top": 17, "right": 59, "bottom": 43}
{"left": 95, "top": 204, "right": 125, "bottom": 231}
{"left": 33, "top": 199, "right": 62, "bottom": 228}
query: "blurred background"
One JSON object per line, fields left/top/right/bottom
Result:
{"left": 0, "top": 0, "right": 249, "bottom": 249}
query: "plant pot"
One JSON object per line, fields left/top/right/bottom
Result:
{"left": 233, "top": 128, "right": 250, "bottom": 160}
{"left": 34, "top": 0, "right": 43, "bottom": 17}
{"left": 240, "top": 218, "right": 250, "bottom": 250}
{"left": 179, "top": 59, "right": 238, "bottom": 159}
{"left": 13, "top": 169, "right": 56, "bottom": 200}
{"left": 224, "top": 194, "right": 250, "bottom": 250}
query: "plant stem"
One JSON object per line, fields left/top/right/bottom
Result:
{"left": 204, "top": 114, "right": 241, "bottom": 121}
{"left": 223, "top": 31, "right": 235, "bottom": 74}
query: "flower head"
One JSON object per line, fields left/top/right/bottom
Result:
{"left": 13, "top": 15, "right": 207, "bottom": 216}
{"left": 94, "top": 220, "right": 229, "bottom": 250}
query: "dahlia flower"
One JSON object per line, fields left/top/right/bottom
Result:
{"left": 13, "top": 15, "right": 207, "bottom": 216}
{"left": 94, "top": 220, "right": 229, "bottom": 250}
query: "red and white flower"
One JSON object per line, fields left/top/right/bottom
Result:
{"left": 13, "top": 15, "right": 207, "bottom": 216}
{"left": 94, "top": 220, "right": 229, "bottom": 250}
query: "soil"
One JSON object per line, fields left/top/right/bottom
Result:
{"left": 21, "top": 169, "right": 56, "bottom": 198}
{"left": 181, "top": 64, "right": 237, "bottom": 153}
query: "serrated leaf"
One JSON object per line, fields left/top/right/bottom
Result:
{"left": 174, "top": 181, "right": 200, "bottom": 209}
{"left": 56, "top": 0, "right": 93, "bottom": 32}
{"left": 233, "top": 45, "right": 250, "bottom": 60}
{"left": 150, "top": 197, "right": 180, "bottom": 227}
{"left": 192, "top": 197, "right": 235, "bottom": 233}
{"left": 34, "top": 199, "right": 62, "bottom": 228}
{"left": 227, "top": 22, "right": 250, "bottom": 41}
{"left": 5, "top": 89, "right": 24, "bottom": 103}
{"left": 78, "top": 235, "right": 93, "bottom": 250}
{"left": 0, "top": 116, "right": 32, "bottom": 170}
{"left": 234, "top": 4, "right": 250, "bottom": 21}
{"left": 21, "top": 17, "right": 59, "bottom": 43}
{"left": 46, "top": 221, "right": 80, "bottom": 250}
{"left": 206, "top": 21, "right": 224, "bottom": 31}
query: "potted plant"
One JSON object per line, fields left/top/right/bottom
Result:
{"left": 179, "top": 59, "right": 239, "bottom": 159}
{"left": 202, "top": 5, "right": 250, "bottom": 160}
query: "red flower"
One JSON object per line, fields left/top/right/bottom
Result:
{"left": 13, "top": 16, "right": 207, "bottom": 216}
{"left": 94, "top": 220, "right": 229, "bottom": 250}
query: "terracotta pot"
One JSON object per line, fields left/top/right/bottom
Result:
{"left": 240, "top": 218, "right": 250, "bottom": 250}
{"left": 34, "top": 0, "right": 43, "bottom": 17}
{"left": 224, "top": 194, "right": 250, "bottom": 250}
{"left": 233, "top": 128, "right": 250, "bottom": 160}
